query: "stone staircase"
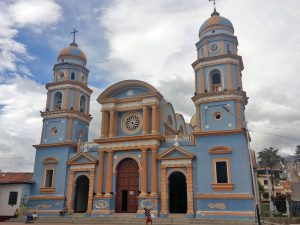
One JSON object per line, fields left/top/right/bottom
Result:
{"left": 8, "top": 213, "right": 257, "bottom": 225}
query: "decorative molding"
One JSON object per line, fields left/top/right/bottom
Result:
{"left": 196, "top": 211, "right": 255, "bottom": 217}
{"left": 43, "top": 157, "right": 58, "bottom": 165}
{"left": 193, "top": 129, "right": 243, "bottom": 137}
{"left": 208, "top": 146, "right": 232, "bottom": 155}
{"left": 39, "top": 187, "right": 55, "bottom": 194}
{"left": 211, "top": 183, "right": 234, "bottom": 191}
{"left": 197, "top": 193, "right": 254, "bottom": 199}
{"left": 28, "top": 195, "right": 65, "bottom": 200}
{"left": 158, "top": 146, "right": 195, "bottom": 160}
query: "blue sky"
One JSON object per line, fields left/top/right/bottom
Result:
{"left": 0, "top": 0, "right": 300, "bottom": 171}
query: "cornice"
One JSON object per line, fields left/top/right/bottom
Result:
{"left": 53, "top": 62, "right": 89, "bottom": 73}
{"left": 33, "top": 142, "right": 77, "bottom": 149}
{"left": 41, "top": 109, "right": 92, "bottom": 123}
{"left": 94, "top": 134, "right": 163, "bottom": 144}
{"left": 46, "top": 80, "right": 93, "bottom": 94}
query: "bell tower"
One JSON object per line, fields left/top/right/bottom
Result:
{"left": 192, "top": 9, "right": 247, "bottom": 133}
{"left": 41, "top": 38, "right": 93, "bottom": 145}
{"left": 29, "top": 34, "right": 92, "bottom": 207}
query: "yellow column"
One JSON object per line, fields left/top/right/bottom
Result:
{"left": 67, "top": 171, "right": 74, "bottom": 212}
{"left": 100, "top": 111, "right": 105, "bottom": 138}
{"left": 151, "top": 105, "right": 159, "bottom": 134}
{"left": 97, "top": 150, "right": 104, "bottom": 195}
{"left": 105, "top": 151, "right": 113, "bottom": 196}
{"left": 186, "top": 164, "right": 194, "bottom": 215}
{"left": 74, "top": 89, "right": 79, "bottom": 111}
{"left": 236, "top": 101, "right": 242, "bottom": 129}
{"left": 143, "top": 106, "right": 149, "bottom": 134}
{"left": 227, "top": 64, "right": 233, "bottom": 91}
{"left": 114, "top": 110, "right": 118, "bottom": 136}
{"left": 204, "top": 42, "right": 209, "bottom": 57}
{"left": 150, "top": 146, "right": 158, "bottom": 197}
{"left": 200, "top": 68, "right": 205, "bottom": 94}
{"left": 64, "top": 87, "right": 70, "bottom": 110}
{"left": 109, "top": 110, "right": 115, "bottom": 137}
{"left": 87, "top": 169, "right": 95, "bottom": 213}
{"left": 66, "top": 117, "right": 72, "bottom": 142}
{"left": 220, "top": 40, "right": 225, "bottom": 54}
{"left": 141, "top": 147, "right": 148, "bottom": 197}
{"left": 160, "top": 165, "right": 168, "bottom": 214}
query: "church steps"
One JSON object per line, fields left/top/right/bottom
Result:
{"left": 8, "top": 216, "right": 256, "bottom": 225}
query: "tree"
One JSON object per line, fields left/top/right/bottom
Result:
{"left": 257, "top": 147, "right": 282, "bottom": 197}
{"left": 258, "top": 147, "right": 281, "bottom": 169}
{"left": 295, "top": 145, "right": 300, "bottom": 158}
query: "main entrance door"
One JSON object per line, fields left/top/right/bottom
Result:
{"left": 74, "top": 175, "right": 89, "bottom": 213}
{"left": 169, "top": 171, "right": 187, "bottom": 213}
{"left": 116, "top": 158, "right": 139, "bottom": 213}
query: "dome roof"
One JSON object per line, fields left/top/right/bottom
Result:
{"left": 57, "top": 43, "right": 87, "bottom": 65}
{"left": 199, "top": 10, "right": 234, "bottom": 37}
{"left": 190, "top": 114, "right": 197, "bottom": 128}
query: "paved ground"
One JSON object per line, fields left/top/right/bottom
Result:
{"left": 287, "top": 162, "right": 300, "bottom": 201}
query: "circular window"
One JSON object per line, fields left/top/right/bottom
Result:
{"left": 59, "top": 71, "right": 64, "bottom": 78}
{"left": 213, "top": 112, "right": 222, "bottom": 120}
{"left": 209, "top": 43, "right": 220, "bottom": 53}
{"left": 121, "top": 112, "right": 143, "bottom": 134}
{"left": 51, "top": 127, "right": 58, "bottom": 135}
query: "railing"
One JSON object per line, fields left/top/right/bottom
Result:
{"left": 165, "top": 134, "right": 194, "bottom": 146}
{"left": 212, "top": 84, "right": 222, "bottom": 92}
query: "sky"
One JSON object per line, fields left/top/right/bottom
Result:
{"left": 0, "top": 0, "right": 299, "bottom": 172}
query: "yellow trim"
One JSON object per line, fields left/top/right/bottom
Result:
{"left": 212, "top": 158, "right": 233, "bottom": 190}
{"left": 43, "top": 157, "right": 58, "bottom": 165}
{"left": 198, "top": 211, "right": 255, "bottom": 217}
{"left": 158, "top": 146, "right": 195, "bottom": 160}
{"left": 197, "top": 193, "right": 253, "bottom": 199}
{"left": 39, "top": 187, "right": 55, "bottom": 193}
{"left": 208, "top": 146, "right": 232, "bottom": 155}
{"left": 28, "top": 195, "right": 65, "bottom": 200}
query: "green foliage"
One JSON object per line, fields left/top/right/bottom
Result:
{"left": 260, "top": 203, "right": 270, "bottom": 217}
{"left": 258, "top": 147, "right": 282, "bottom": 169}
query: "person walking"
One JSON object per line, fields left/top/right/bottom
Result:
{"left": 144, "top": 207, "right": 152, "bottom": 225}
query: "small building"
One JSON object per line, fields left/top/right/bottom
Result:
{"left": 0, "top": 172, "right": 34, "bottom": 220}
{"left": 256, "top": 168, "right": 291, "bottom": 201}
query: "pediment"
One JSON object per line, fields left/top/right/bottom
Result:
{"left": 67, "top": 152, "right": 97, "bottom": 165}
{"left": 158, "top": 146, "right": 195, "bottom": 160}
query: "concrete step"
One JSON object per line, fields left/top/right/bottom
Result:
{"left": 8, "top": 216, "right": 256, "bottom": 225}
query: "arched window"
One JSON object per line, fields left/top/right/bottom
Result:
{"left": 211, "top": 71, "right": 222, "bottom": 92}
{"left": 53, "top": 92, "right": 62, "bottom": 110}
{"left": 227, "top": 44, "right": 232, "bottom": 54}
{"left": 80, "top": 95, "right": 86, "bottom": 113}
{"left": 71, "top": 72, "right": 75, "bottom": 80}
{"left": 167, "top": 115, "right": 173, "bottom": 127}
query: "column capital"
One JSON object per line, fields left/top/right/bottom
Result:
{"left": 141, "top": 146, "right": 148, "bottom": 152}
{"left": 150, "top": 145, "right": 159, "bottom": 151}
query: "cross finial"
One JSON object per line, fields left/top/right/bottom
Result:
{"left": 71, "top": 28, "right": 78, "bottom": 44}
{"left": 209, "top": 0, "right": 217, "bottom": 11}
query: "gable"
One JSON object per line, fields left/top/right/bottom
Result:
{"left": 158, "top": 146, "right": 195, "bottom": 160}
{"left": 67, "top": 152, "right": 97, "bottom": 165}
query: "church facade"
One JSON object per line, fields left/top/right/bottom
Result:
{"left": 28, "top": 10, "right": 256, "bottom": 220}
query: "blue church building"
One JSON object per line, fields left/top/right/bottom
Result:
{"left": 28, "top": 9, "right": 256, "bottom": 220}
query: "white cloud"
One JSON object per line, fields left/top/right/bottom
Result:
{"left": 0, "top": 75, "right": 46, "bottom": 172}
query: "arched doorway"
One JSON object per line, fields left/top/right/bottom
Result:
{"left": 74, "top": 175, "right": 89, "bottom": 213}
{"left": 116, "top": 158, "right": 139, "bottom": 213}
{"left": 169, "top": 171, "right": 187, "bottom": 213}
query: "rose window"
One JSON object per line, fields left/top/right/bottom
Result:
{"left": 121, "top": 112, "right": 142, "bottom": 134}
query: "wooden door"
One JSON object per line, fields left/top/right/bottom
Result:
{"left": 116, "top": 158, "right": 139, "bottom": 213}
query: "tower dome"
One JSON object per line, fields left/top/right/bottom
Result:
{"left": 199, "top": 10, "right": 234, "bottom": 38}
{"left": 57, "top": 42, "right": 87, "bottom": 66}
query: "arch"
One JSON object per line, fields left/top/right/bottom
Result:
{"left": 210, "top": 69, "right": 223, "bottom": 92}
{"left": 74, "top": 175, "right": 89, "bottom": 213}
{"left": 176, "top": 113, "right": 186, "bottom": 134}
{"left": 71, "top": 72, "right": 75, "bottom": 80}
{"left": 97, "top": 80, "right": 162, "bottom": 102}
{"left": 167, "top": 115, "right": 173, "bottom": 127}
{"left": 116, "top": 158, "right": 139, "bottom": 213}
{"left": 79, "top": 95, "right": 86, "bottom": 113}
{"left": 113, "top": 154, "right": 141, "bottom": 174}
{"left": 168, "top": 171, "right": 187, "bottom": 213}
{"left": 53, "top": 91, "right": 63, "bottom": 110}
